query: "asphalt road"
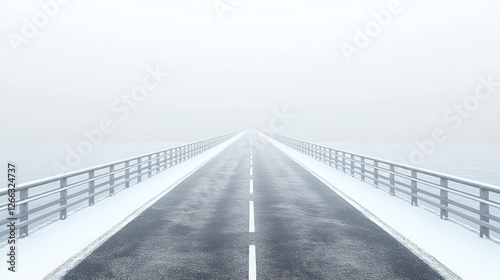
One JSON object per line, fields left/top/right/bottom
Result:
{"left": 63, "top": 133, "right": 444, "bottom": 280}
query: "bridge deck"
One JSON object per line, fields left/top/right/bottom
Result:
{"left": 63, "top": 134, "right": 443, "bottom": 279}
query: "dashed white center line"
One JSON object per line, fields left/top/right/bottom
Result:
{"left": 249, "top": 245, "right": 257, "bottom": 280}
{"left": 249, "top": 138, "right": 256, "bottom": 280}
{"left": 249, "top": 201, "right": 255, "bottom": 233}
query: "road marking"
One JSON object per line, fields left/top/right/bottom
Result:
{"left": 249, "top": 245, "right": 257, "bottom": 280}
{"left": 249, "top": 138, "right": 256, "bottom": 280}
{"left": 249, "top": 201, "right": 255, "bottom": 233}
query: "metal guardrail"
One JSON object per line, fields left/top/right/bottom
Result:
{"left": 0, "top": 132, "right": 238, "bottom": 239}
{"left": 269, "top": 133, "right": 500, "bottom": 239}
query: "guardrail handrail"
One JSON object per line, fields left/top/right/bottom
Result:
{"left": 267, "top": 133, "right": 500, "bottom": 239}
{"left": 1, "top": 132, "right": 238, "bottom": 239}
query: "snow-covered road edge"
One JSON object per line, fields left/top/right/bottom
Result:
{"left": 264, "top": 133, "right": 500, "bottom": 280}
{"left": 0, "top": 132, "right": 243, "bottom": 280}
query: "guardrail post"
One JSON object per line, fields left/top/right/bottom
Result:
{"left": 148, "top": 155, "right": 153, "bottom": 178}
{"left": 329, "top": 149, "right": 333, "bottom": 167}
{"left": 350, "top": 154, "right": 355, "bottom": 177}
{"left": 479, "top": 188, "right": 490, "bottom": 238}
{"left": 60, "top": 178, "right": 67, "bottom": 220}
{"left": 125, "top": 161, "right": 130, "bottom": 188}
{"left": 138, "top": 158, "right": 142, "bottom": 183}
{"left": 374, "top": 161, "right": 379, "bottom": 188}
{"left": 411, "top": 170, "right": 418, "bottom": 206}
{"left": 19, "top": 188, "right": 28, "bottom": 237}
{"left": 163, "top": 151, "right": 167, "bottom": 170}
{"left": 440, "top": 178, "right": 448, "bottom": 220}
{"left": 361, "top": 157, "right": 365, "bottom": 181}
{"left": 335, "top": 150, "right": 339, "bottom": 169}
{"left": 342, "top": 152, "right": 346, "bottom": 173}
{"left": 156, "top": 153, "right": 160, "bottom": 174}
{"left": 389, "top": 165, "right": 395, "bottom": 196}
{"left": 89, "top": 170, "right": 95, "bottom": 205}
{"left": 109, "top": 165, "right": 115, "bottom": 196}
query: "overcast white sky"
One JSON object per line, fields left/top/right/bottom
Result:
{"left": 1, "top": 0, "right": 499, "bottom": 142}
